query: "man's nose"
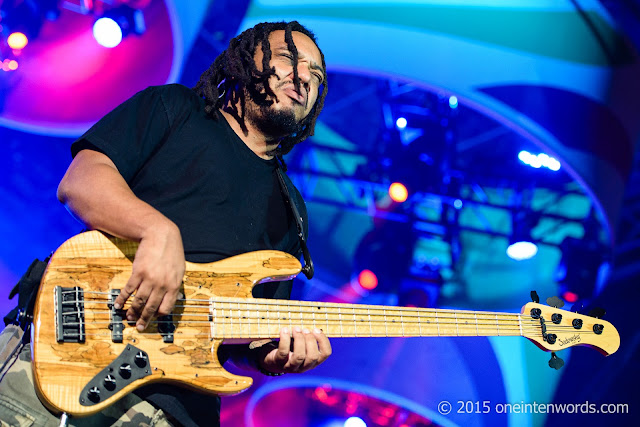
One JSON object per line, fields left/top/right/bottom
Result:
{"left": 296, "top": 62, "right": 311, "bottom": 85}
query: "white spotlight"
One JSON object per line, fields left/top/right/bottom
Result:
{"left": 93, "top": 17, "right": 123, "bottom": 48}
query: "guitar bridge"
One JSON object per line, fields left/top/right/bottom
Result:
{"left": 54, "top": 286, "right": 85, "bottom": 343}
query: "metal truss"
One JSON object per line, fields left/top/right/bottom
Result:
{"left": 289, "top": 142, "right": 591, "bottom": 249}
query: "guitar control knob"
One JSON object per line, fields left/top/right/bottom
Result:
{"left": 119, "top": 363, "right": 132, "bottom": 379}
{"left": 135, "top": 351, "right": 148, "bottom": 368}
{"left": 572, "top": 319, "right": 583, "bottom": 329}
{"left": 87, "top": 386, "right": 101, "bottom": 403}
{"left": 104, "top": 374, "right": 116, "bottom": 391}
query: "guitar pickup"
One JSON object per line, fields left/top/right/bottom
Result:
{"left": 157, "top": 314, "right": 175, "bottom": 343}
{"left": 109, "top": 290, "right": 124, "bottom": 343}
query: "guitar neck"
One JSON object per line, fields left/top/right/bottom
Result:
{"left": 206, "top": 297, "right": 527, "bottom": 339}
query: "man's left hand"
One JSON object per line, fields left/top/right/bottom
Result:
{"left": 258, "top": 327, "right": 331, "bottom": 374}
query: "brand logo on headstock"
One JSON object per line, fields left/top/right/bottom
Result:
{"left": 558, "top": 334, "right": 581, "bottom": 346}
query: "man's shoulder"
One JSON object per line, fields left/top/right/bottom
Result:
{"left": 139, "top": 84, "right": 204, "bottom": 122}
{"left": 129, "top": 84, "right": 198, "bottom": 107}
{"left": 150, "top": 83, "right": 199, "bottom": 104}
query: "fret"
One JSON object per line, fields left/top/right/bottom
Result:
{"left": 353, "top": 307, "right": 357, "bottom": 337}
{"left": 518, "top": 314, "right": 523, "bottom": 336}
{"left": 495, "top": 314, "right": 500, "bottom": 336}
{"left": 384, "top": 308, "right": 388, "bottom": 337}
{"left": 400, "top": 311, "right": 405, "bottom": 337}
{"left": 220, "top": 303, "right": 225, "bottom": 338}
{"left": 313, "top": 307, "right": 317, "bottom": 330}
{"left": 229, "top": 301, "right": 234, "bottom": 338}
{"left": 214, "top": 298, "right": 218, "bottom": 338}
{"left": 263, "top": 301, "right": 269, "bottom": 337}
{"left": 255, "top": 303, "right": 261, "bottom": 338}
{"left": 325, "top": 309, "right": 329, "bottom": 334}
{"left": 339, "top": 308, "right": 343, "bottom": 337}
{"left": 288, "top": 301, "right": 292, "bottom": 333}
{"left": 263, "top": 302, "right": 269, "bottom": 336}
{"left": 244, "top": 302, "right": 249, "bottom": 337}
{"left": 474, "top": 312, "right": 479, "bottom": 336}
{"left": 435, "top": 310, "right": 440, "bottom": 336}
{"left": 237, "top": 301, "right": 241, "bottom": 338}
{"left": 367, "top": 308, "right": 372, "bottom": 337}
{"left": 455, "top": 311, "right": 459, "bottom": 336}
{"left": 299, "top": 304, "right": 304, "bottom": 330}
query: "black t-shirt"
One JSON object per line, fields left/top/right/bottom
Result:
{"left": 71, "top": 84, "right": 308, "bottom": 426}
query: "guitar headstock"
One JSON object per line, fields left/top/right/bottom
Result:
{"left": 520, "top": 302, "right": 620, "bottom": 356}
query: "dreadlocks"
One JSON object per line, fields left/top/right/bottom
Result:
{"left": 193, "top": 21, "right": 328, "bottom": 170}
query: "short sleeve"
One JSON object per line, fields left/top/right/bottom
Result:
{"left": 71, "top": 85, "right": 172, "bottom": 182}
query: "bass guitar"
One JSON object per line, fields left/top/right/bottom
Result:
{"left": 31, "top": 231, "right": 620, "bottom": 417}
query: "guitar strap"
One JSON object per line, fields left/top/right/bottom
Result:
{"left": 3, "top": 257, "right": 49, "bottom": 329}
{"left": 275, "top": 166, "right": 314, "bottom": 279}
{"left": 1, "top": 257, "right": 49, "bottom": 379}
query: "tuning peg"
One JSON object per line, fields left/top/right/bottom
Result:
{"left": 546, "top": 296, "right": 565, "bottom": 309}
{"left": 548, "top": 352, "right": 564, "bottom": 370}
{"left": 588, "top": 307, "right": 606, "bottom": 319}
{"left": 530, "top": 291, "right": 540, "bottom": 303}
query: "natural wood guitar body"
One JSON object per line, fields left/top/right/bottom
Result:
{"left": 31, "top": 231, "right": 620, "bottom": 417}
{"left": 32, "top": 230, "right": 301, "bottom": 416}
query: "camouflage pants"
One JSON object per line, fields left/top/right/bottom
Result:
{"left": 0, "top": 325, "right": 174, "bottom": 427}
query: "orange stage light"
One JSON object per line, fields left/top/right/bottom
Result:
{"left": 358, "top": 269, "right": 378, "bottom": 290}
{"left": 388, "top": 182, "right": 408, "bottom": 203}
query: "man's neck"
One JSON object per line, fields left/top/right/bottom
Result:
{"left": 219, "top": 108, "right": 279, "bottom": 160}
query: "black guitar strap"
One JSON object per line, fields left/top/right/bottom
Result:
{"left": 275, "top": 167, "right": 314, "bottom": 279}
{"left": 3, "top": 256, "right": 49, "bottom": 328}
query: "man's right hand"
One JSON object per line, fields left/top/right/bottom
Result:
{"left": 113, "top": 223, "right": 185, "bottom": 331}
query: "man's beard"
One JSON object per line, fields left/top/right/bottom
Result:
{"left": 246, "top": 101, "right": 303, "bottom": 140}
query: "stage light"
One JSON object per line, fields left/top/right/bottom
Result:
{"left": 562, "top": 291, "right": 578, "bottom": 303}
{"left": 517, "top": 150, "right": 530, "bottom": 163}
{"left": 388, "top": 182, "right": 408, "bottom": 203}
{"left": 395, "top": 117, "right": 407, "bottom": 129}
{"left": 1, "top": 59, "right": 18, "bottom": 72}
{"left": 7, "top": 32, "right": 28, "bottom": 50}
{"left": 93, "top": 5, "right": 146, "bottom": 48}
{"left": 507, "top": 211, "right": 539, "bottom": 261}
{"left": 449, "top": 95, "right": 458, "bottom": 109}
{"left": 518, "top": 150, "right": 561, "bottom": 171}
{"left": 547, "top": 157, "right": 561, "bottom": 171}
{"left": 93, "top": 17, "right": 123, "bottom": 48}
{"left": 506, "top": 241, "right": 538, "bottom": 261}
{"left": 453, "top": 198, "right": 463, "bottom": 209}
{"left": 344, "top": 417, "right": 367, "bottom": 427}
{"left": 358, "top": 270, "right": 378, "bottom": 290}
